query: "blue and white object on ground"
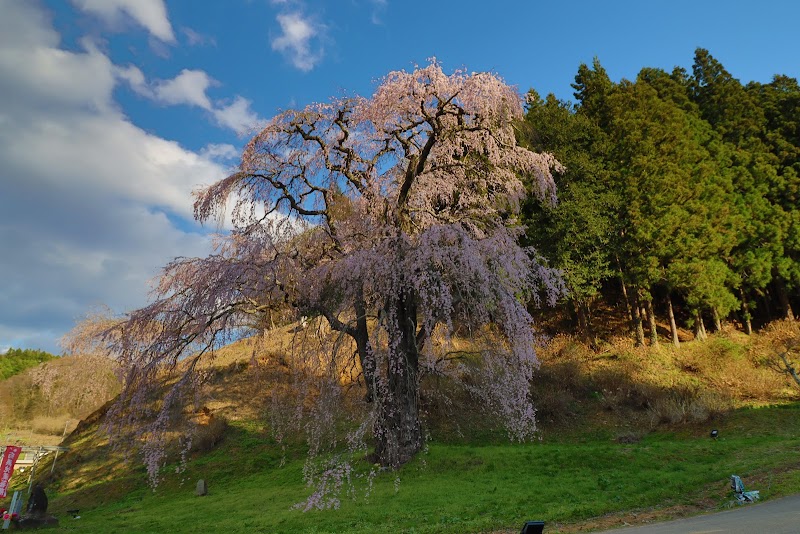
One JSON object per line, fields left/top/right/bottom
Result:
{"left": 731, "top": 474, "right": 760, "bottom": 504}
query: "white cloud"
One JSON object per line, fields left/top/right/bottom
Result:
{"left": 369, "top": 0, "right": 388, "bottom": 25}
{"left": 0, "top": 1, "right": 223, "bottom": 353}
{"left": 0, "top": 1, "right": 59, "bottom": 48}
{"left": 213, "top": 96, "right": 261, "bottom": 135}
{"left": 148, "top": 34, "right": 173, "bottom": 58}
{"left": 153, "top": 69, "right": 216, "bottom": 110}
{"left": 71, "top": 0, "right": 175, "bottom": 42}
{"left": 271, "top": 12, "right": 324, "bottom": 72}
{"left": 201, "top": 143, "right": 240, "bottom": 161}
{"left": 0, "top": 36, "right": 116, "bottom": 115}
{"left": 182, "top": 27, "right": 216, "bottom": 47}
{"left": 115, "top": 64, "right": 149, "bottom": 95}
{"left": 116, "top": 68, "right": 261, "bottom": 134}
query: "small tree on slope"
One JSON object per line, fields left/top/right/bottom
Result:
{"left": 67, "top": 61, "right": 563, "bottom": 492}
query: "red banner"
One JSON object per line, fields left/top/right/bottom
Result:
{"left": 0, "top": 446, "right": 21, "bottom": 498}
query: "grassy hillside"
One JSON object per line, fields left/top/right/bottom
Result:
{"left": 0, "top": 348, "right": 55, "bottom": 380}
{"left": 3, "top": 321, "right": 800, "bottom": 532}
{"left": 0, "top": 354, "right": 120, "bottom": 445}
{"left": 14, "top": 404, "right": 800, "bottom": 534}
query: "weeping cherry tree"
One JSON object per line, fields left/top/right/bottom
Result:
{"left": 67, "top": 61, "right": 563, "bottom": 496}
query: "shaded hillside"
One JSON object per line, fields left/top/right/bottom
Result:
{"left": 33, "top": 321, "right": 800, "bottom": 477}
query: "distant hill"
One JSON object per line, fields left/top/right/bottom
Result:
{"left": 0, "top": 353, "right": 120, "bottom": 441}
{"left": 0, "top": 347, "right": 55, "bottom": 380}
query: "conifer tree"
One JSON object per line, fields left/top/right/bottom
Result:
{"left": 520, "top": 91, "right": 616, "bottom": 346}
{"left": 690, "top": 48, "right": 796, "bottom": 322}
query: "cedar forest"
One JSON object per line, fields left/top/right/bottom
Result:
{"left": 522, "top": 48, "right": 800, "bottom": 346}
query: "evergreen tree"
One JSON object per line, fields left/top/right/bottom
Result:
{"left": 747, "top": 75, "right": 800, "bottom": 317}
{"left": 689, "top": 48, "right": 796, "bottom": 322}
{"left": 521, "top": 91, "right": 616, "bottom": 346}
{"left": 602, "top": 72, "right": 738, "bottom": 343}
{"left": 526, "top": 50, "right": 797, "bottom": 345}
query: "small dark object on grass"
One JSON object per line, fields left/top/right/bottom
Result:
{"left": 521, "top": 520, "right": 545, "bottom": 534}
{"left": 616, "top": 432, "right": 641, "bottom": 444}
{"left": 710, "top": 429, "right": 719, "bottom": 439}
{"left": 66, "top": 509, "right": 80, "bottom": 519}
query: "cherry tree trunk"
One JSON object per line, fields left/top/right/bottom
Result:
{"left": 374, "top": 292, "right": 422, "bottom": 468}
{"left": 354, "top": 295, "right": 377, "bottom": 403}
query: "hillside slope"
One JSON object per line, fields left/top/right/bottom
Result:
{"left": 0, "top": 354, "right": 119, "bottom": 445}
{"left": 3, "top": 321, "right": 800, "bottom": 532}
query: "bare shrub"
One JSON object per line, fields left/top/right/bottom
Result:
{"left": 647, "top": 389, "right": 732, "bottom": 427}
{"left": 749, "top": 320, "right": 800, "bottom": 392}
{"left": 753, "top": 319, "right": 800, "bottom": 352}
{"left": 190, "top": 415, "right": 229, "bottom": 453}
{"left": 648, "top": 393, "right": 690, "bottom": 425}
{"left": 533, "top": 387, "right": 577, "bottom": 423}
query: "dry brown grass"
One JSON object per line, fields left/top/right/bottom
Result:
{"left": 531, "top": 326, "right": 799, "bottom": 430}
{"left": 29, "top": 415, "right": 75, "bottom": 436}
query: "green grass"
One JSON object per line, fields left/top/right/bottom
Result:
{"left": 37, "top": 402, "right": 800, "bottom": 533}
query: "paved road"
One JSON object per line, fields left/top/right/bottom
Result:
{"left": 595, "top": 494, "right": 800, "bottom": 533}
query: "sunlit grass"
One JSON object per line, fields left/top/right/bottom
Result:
{"left": 40, "top": 403, "right": 800, "bottom": 533}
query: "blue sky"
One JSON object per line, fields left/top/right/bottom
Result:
{"left": 1, "top": 0, "right": 799, "bottom": 354}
